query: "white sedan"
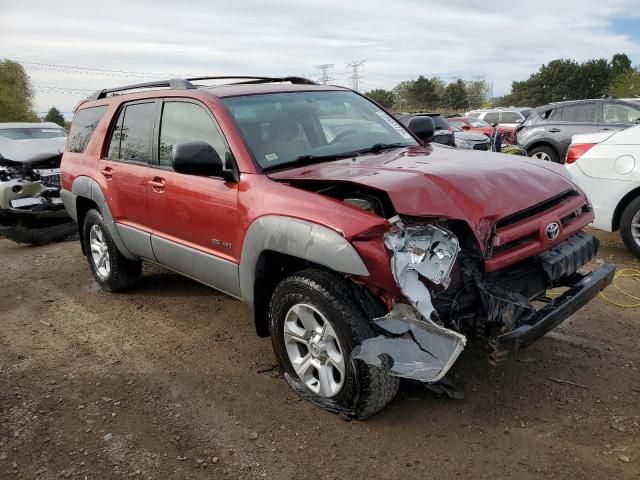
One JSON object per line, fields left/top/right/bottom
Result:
{"left": 565, "top": 124, "right": 640, "bottom": 258}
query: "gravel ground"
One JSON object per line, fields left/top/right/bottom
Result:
{"left": 0, "top": 228, "right": 639, "bottom": 479}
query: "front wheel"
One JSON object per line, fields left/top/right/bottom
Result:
{"left": 269, "top": 269, "right": 399, "bottom": 419}
{"left": 620, "top": 196, "right": 640, "bottom": 258}
{"left": 82, "top": 209, "right": 142, "bottom": 291}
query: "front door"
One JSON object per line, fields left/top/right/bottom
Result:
{"left": 97, "top": 100, "right": 157, "bottom": 259}
{"left": 147, "top": 99, "right": 241, "bottom": 297}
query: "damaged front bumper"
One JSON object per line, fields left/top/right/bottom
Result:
{"left": 353, "top": 218, "right": 614, "bottom": 385}
{"left": 490, "top": 262, "right": 615, "bottom": 363}
{"left": 0, "top": 205, "right": 76, "bottom": 245}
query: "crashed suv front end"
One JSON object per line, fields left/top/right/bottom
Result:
{"left": 0, "top": 124, "right": 75, "bottom": 245}
{"left": 354, "top": 215, "right": 613, "bottom": 383}
{"left": 270, "top": 150, "right": 615, "bottom": 386}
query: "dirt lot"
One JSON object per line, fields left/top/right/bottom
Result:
{"left": 1, "top": 229, "right": 639, "bottom": 479}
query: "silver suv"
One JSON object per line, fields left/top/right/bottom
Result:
{"left": 466, "top": 107, "right": 532, "bottom": 128}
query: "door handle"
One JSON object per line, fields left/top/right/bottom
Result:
{"left": 600, "top": 128, "right": 611, "bottom": 131}
{"left": 100, "top": 167, "right": 113, "bottom": 179}
{"left": 148, "top": 177, "right": 166, "bottom": 192}
{"left": 548, "top": 128, "right": 561, "bottom": 133}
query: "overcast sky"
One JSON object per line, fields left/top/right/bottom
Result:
{"left": 2, "top": 0, "right": 639, "bottom": 119}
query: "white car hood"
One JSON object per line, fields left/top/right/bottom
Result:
{"left": 0, "top": 137, "right": 66, "bottom": 164}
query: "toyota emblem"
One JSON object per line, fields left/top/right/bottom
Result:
{"left": 545, "top": 222, "right": 560, "bottom": 241}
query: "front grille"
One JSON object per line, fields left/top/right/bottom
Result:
{"left": 496, "top": 190, "right": 579, "bottom": 229}
{"left": 473, "top": 142, "right": 489, "bottom": 151}
{"left": 34, "top": 168, "right": 61, "bottom": 188}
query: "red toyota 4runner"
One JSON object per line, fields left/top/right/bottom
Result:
{"left": 61, "top": 77, "right": 615, "bottom": 419}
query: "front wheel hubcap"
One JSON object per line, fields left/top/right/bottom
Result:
{"left": 283, "top": 304, "right": 346, "bottom": 398}
{"left": 89, "top": 224, "right": 110, "bottom": 279}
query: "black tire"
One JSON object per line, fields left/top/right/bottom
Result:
{"left": 82, "top": 209, "right": 142, "bottom": 291}
{"left": 269, "top": 269, "right": 399, "bottom": 419}
{"left": 528, "top": 145, "right": 560, "bottom": 163}
{"left": 620, "top": 196, "right": 640, "bottom": 259}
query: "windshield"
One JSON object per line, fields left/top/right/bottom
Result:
{"left": 221, "top": 91, "right": 417, "bottom": 170}
{"left": 0, "top": 127, "right": 67, "bottom": 140}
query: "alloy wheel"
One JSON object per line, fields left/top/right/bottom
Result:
{"left": 89, "top": 224, "right": 111, "bottom": 279}
{"left": 632, "top": 209, "right": 640, "bottom": 248}
{"left": 532, "top": 151, "right": 551, "bottom": 161}
{"left": 283, "top": 303, "right": 346, "bottom": 398}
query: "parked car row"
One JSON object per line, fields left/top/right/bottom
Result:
{"left": 515, "top": 98, "right": 640, "bottom": 163}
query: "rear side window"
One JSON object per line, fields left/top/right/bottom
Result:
{"left": 501, "top": 112, "right": 522, "bottom": 123}
{"left": 67, "top": 106, "right": 107, "bottom": 153}
{"left": 484, "top": 112, "right": 499, "bottom": 124}
{"left": 106, "top": 102, "right": 155, "bottom": 162}
{"left": 158, "top": 101, "right": 230, "bottom": 168}
{"left": 561, "top": 103, "right": 596, "bottom": 123}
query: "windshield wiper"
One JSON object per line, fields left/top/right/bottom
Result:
{"left": 356, "top": 143, "right": 407, "bottom": 154}
{"left": 263, "top": 151, "right": 359, "bottom": 172}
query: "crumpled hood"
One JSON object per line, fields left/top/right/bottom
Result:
{"left": 0, "top": 137, "right": 66, "bottom": 164}
{"left": 268, "top": 145, "right": 584, "bottom": 245}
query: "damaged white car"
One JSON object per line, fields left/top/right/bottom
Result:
{"left": 0, "top": 123, "right": 76, "bottom": 245}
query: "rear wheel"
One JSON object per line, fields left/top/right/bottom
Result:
{"left": 82, "top": 209, "right": 142, "bottom": 291}
{"left": 529, "top": 145, "right": 560, "bottom": 163}
{"left": 620, "top": 196, "right": 640, "bottom": 258}
{"left": 269, "top": 269, "right": 399, "bottom": 419}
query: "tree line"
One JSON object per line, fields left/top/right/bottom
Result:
{"left": 365, "top": 52, "right": 639, "bottom": 112}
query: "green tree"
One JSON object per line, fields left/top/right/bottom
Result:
{"left": 496, "top": 58, "right": 611, "bottom": 107}
{"left": 609, "top": 69, "right": 640, "bottom": 97}
{"left": 465, "top": 80, "right": 491, "bottom": 109}
{"left": 364, "top": 89, "right": 396, "bottom": 109}
{"left": 0, "top": 59, "right": 38, "bottom": 122}
{"left": 443, "top": 79, "right": 468, "bottom": 110}
{"left": 610, "top": 53, "right": 633, "bottom": 83}
{"left": 43, "top": 106, "right": 65, "bottom": 126}
{"left": 406, "top": 75, "right": 441, "bottom": 110}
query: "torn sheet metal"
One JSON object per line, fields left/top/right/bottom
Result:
{"left": 384, "top": 219, "right": 460, "bottom": 320}
{"left": 353, "top": 303, "right": 466, "bottom": 383}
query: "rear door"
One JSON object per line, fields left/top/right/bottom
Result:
{"left": 554, "top": 102, "right": 599, "bottom": 158}
{"left": 147, "top": 99, "right": 241, "bottom": 297}
{"left": 98, "top": 100, "right": 157, "bottom": 259}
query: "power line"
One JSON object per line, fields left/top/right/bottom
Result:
{"left": 345, "top": 60, "right": 366, "bottom": 92}
{"left": 15, "top": 60, "right": 188, "bottom": 79}
{"left": 314, "top": 64, "right": 335, "bottom": 85}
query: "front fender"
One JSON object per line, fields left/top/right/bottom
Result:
{"left": 70, "top": 176, "right": 136, "bottom": 260}
{"left": 239, "top": 215, "right": 369, "bottom": 306}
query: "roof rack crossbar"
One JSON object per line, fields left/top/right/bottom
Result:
{"left": 89, "top": 78, "right": 196, "bottom": 100}
{"left": 186, "top": 76, "right": 317, "bottom": 85}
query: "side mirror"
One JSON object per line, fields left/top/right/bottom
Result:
{"left": 407, "top": 116, "right": 435, "bottom": 143}
{"left": 462, "top": 125, "right": 471, "bottom": 131}
{"left": 172, "top": 141, "right": 225, "bottom": 177}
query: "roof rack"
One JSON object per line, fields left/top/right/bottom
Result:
{"left": 88, "top": 76, "right": 317, "bottom": 100}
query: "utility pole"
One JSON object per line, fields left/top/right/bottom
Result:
{"left": 315, "top": 64, "right": 335, "bottom": 85}
{"left": 346, "top": 60, "right": 366, "bottom": 91}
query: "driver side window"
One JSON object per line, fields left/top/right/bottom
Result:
{"left": 158, "top": 101, "right": 230, "bottom": 168}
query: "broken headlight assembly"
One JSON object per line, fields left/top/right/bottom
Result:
{"left": 352, "top": 217, "right": 466, "bottom": 384}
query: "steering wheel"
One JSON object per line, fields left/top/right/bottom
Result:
{"left": 329, "top": 129, "right": 358, "bottom": 145}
